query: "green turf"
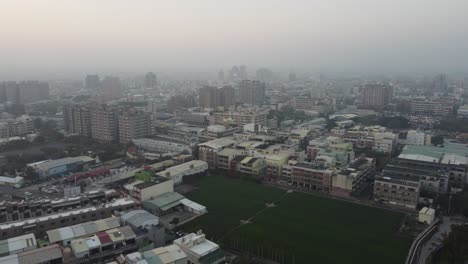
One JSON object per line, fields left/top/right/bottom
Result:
{"left": 185, "top": 175, "right": 412, "bottom": 264}
{"left": 135, "top": 171, "right": 153, "bottom": 182}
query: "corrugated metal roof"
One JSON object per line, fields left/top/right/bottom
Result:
{"left": 47, "top": 217, "right": 120, "bottom": 243}
{"left": 17, "top": 244, "right": 62, "bottom": 264}
{"left": 143, "top": 192, "right": 184, "bottom": 209}
{"left": 121, "top": 210, "right": 159, "bottom": 229}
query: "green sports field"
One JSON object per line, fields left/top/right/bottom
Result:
{"left": 184, "top": 175, "right": 412, "bottom": 264}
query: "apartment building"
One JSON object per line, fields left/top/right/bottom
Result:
{"left": 410, "top": 99, "right": 454, "bottom": 116}
{"left": 332, "top": 157, "right": 375, "bottom": 197}
{"left": 357, "top": 84, "right": 393, "bottom": 107}
{"left": 290, "top": 162, "right": 333, "bottom": 193}
{"left": 212, "top": 109, "right": 268, "bottom": 127}
{"left": 0, "top": 115, "right": 35, "bottom": 138}
{"left": 0, "top": 198, "right": 138, "bottom": 240}
{"left": 90, "top": 105, "right": 119, "bottom": 142}
{"left": 63, "top": 104, "right": 92, "bottom": 137}
{"left": 374, "top": 174, "right": 420, "bottom": 209}
{"left": 198, "top": 137, "right": 237, "bottom": 169}
{"left": 239, "top": 80, "right": 265, "bottom": 105}
{"left": 173, "top": 231, "right": 225, "bottom": 264}
{"left": 118, "top": 109, "right": 151, "bottom": 144}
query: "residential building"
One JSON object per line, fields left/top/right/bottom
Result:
{"left": 357, "top": 84, "right": 393, "bottom": 108}
{"left": 144, "top": 72, "right": 157, "bottom": 88}
{"left": 142, "top": 244, "right": 187, "bottom": 264}
{"left": 289, "top": 162, "right": 333, "bottom": 193}
{"left": 199, "top": 86, "right": 235, "bottom": 109}
{"left": 198, "top": 137, "right": 237, "bottom": 169}
{"left": 199, "top": 86, "right": 220, "bottom": 109}
{"left": 0, "top": 244, "right": 63, "bottom": 264}
{"left": 212, "top": 109, "right": 268, "bottom": 126}
{"left": 125, "top": 176, "right": 174, "bottom": 201}
{"left": 239, "top": 80, "right": 265, "bottom": 105}
{"left": 85, "top": 74, "right": 100, "bottom": 89}
{"left": 118, "top": 109, "right": 151, "bottom": 144}
{"left": 100, "top": 76, "right": 123, "bottom": 101}
{"left": 90, "top": 105, "right": 119, "bottom": 142}
{"left": 410, "top": 99, "right": 454, "bottom": 116}
{"left": 46, "top": 217, "right": 121, "bottom": 246}
{"left": 307, "top": 137, "right": 355, "bottom": 167}
{"left": 373, "top": 132, "right": 397, "bottom": 153}
{"left": 0, "top": 198, "right": 137, "bottom": 240}
{"left": 120, "top": 209, "right": 164, "bottom": 247}
{"left": 332, "top": 157, "right": 374, "bottom": 197}
{"left": 174, "top": 108, "right": 210, "bottom": 126}
{"left": 173, "top": 231, "right": 225, "bottom": 264}
{"left": 156, "top": 160, "right": 208, "bottom": 185}
{"left": 0, "top": 115, "right": 35, "bottom": 138}
{"left": 398, "top": 130, "right": 431, "bottom": 146}
{"left": 239, "top": 157, "right": 267, "bottom": 177}
{"left": 217, "top": 148, "right": 246, "bottom": 171}
{"left": 199, "top": 125, "right": 240, "bottom": 142}
{"left": 374, "top": 174, "right": 420, "bottom": 209}
{"left": 133, "top": 138, "right": 192, "bottom": 154}
{"left": 63, "top": 104, "right": 92, "bottom": 137}
{"left": 0, "top": 234, "right": 37, "bottom": 257}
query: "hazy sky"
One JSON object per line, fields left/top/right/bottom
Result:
{"left": 1, "top": 0, "right": 467, "bottom": 79}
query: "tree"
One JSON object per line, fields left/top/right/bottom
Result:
{"left": 24, "top": 166, "right": 38, "bottom": 181}
{"left": 325, "top": 118, "right": 337, "bottom": 130}
{"left": 441, "top": 225, "right": 468, "bottom": 264}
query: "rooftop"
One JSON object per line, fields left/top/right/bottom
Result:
{"left": 121, "top": 210, "right": 159, "bottom": 229}
{"left": 157, "top": 160, "right": 207, "bottom": 178}
{"left": 32, "top": 156, "right": 94, "bottom": 171}
{"left": 173, "top": 232, "right": 220, "bottom": 257}
{"left": 198, "top": 137, "right": 236, "bottom": 150}
{"left": 47, "top": 217, "right": 120, "bottom": 243}
{"left": 143, "top": 192, "right": 185, "bottom": 211}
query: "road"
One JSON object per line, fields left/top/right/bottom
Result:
{"left": 417, "top": 217, "right": 463, "bottom": 264}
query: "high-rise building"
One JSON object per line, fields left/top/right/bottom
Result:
{"left": 0, "top": 81, "right": 49, "bottom": 105}
{"left": 239, "top": 80, "right": 265, "bottom": 105}
{"left": 199, "top": 86, "right": 220, "bottom": 109}
{"left": 357, "top": 84, "right": 393, "bottom": 108}
{"left": 166, "top": 94, "right": 196, "bottom": 113}
{"left": 63, "top": 105, "right": 92, "bottom": 137}
{"left": 219, "top": 86, "right": 235, "bottom": 109}
{"left": 18, "top": 81, "right": 50, "bottom": 103}
{"left": 100, "top": 76, "right": 122, "bottom": 101}
{"left": 433, "top": 74, "right": 448, "bottom": 93}
{"left": 4, "top": 82, "right": 20, "bottom": 104}
{"left": 289, "top": 72, "right": 297, "bottom": 82}
{"left": 217, "top": 69, "right": 225, "bottom": 82}
{"left": 199, "top": 86, "right": 236, "bottom": 109}
{"left": 144, "top": 72, "right": 157, "bottom": 88}
{"left": 85, "top": 75, "right": 100, "bottom": 89}
{"left": 90, "top": 106, "right": 119, "bottom": 142}
{"left": 0, "top": 83, "right": 6, "bottom": 103}
{"left": 118, "top": 109, "right": 151, "bottom": 144}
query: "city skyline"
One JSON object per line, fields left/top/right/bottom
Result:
{"left": 1, "top": 0, "right": 468, "bottom": 79}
